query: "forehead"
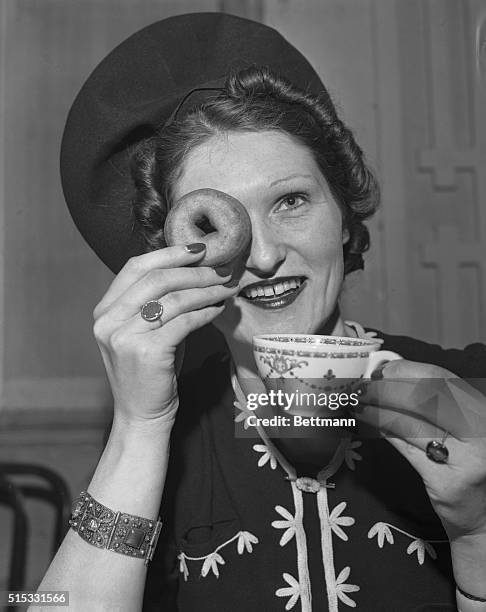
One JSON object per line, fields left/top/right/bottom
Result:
{"left": 172, "top": 131, "right": 324, "bottom": 200}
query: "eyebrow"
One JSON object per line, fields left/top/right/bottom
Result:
{"left": 269, "top": 173, "right": 314, "bottom": 187}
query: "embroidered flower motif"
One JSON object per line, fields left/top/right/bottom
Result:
{"left": 367, "top": 522, "right": 394, "bottom": 548}
{"left": 272, "top": 505, "right": 296, "bottom": 547}
{"left": 368, "top": 521, "right": 441, "bottom": 567}
{"left": 177, "top": 553, "right": 189, "bottom": 581}
{"left": 180, "top": 530, "right": 259, "bottom": 580}
{"left": 344, "top": 439, "right": 362, "bottom": 470}
{"left": 406, "top": 539, "right": 437, "bottom": 565}
{"left": 234, "top": 400, "right": 251, "bottom": 430}
{"left": 253, "top": 443, "right": 278, "bottom": 469}
{"left": 335, "top": 566, "right": 360, "bottom": 608}
{"left": 237, "top": 531, "right": 259, "bottom": 554}
{"left": 201, "top": 552, "right": 225, "bottom": 578}
{"left": 276, "top": 572, "right": 301, "bottom": 610}
{"left": 329, "top": 501, "right": 355, "bottom": 541}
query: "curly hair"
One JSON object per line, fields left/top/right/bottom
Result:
{"left": 131, "top": 66, "right": 379, "bottom": 275}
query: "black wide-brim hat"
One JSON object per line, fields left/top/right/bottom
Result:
{"left": 61, "top": 12, "right": 326, "bottom": 273}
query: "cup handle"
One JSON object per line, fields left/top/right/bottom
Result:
{"left": 363, "top": 350, "right": 402, "bottom": 378}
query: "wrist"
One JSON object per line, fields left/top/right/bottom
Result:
{"left": 111, "top": 405, "right": 177, "bottom": 439}
{"left": 451, "top": 532, "right": 486, "bottom": 600}
{"left": 456, "top": 587, "right": 486, "bottom": 612}
{"left": 90, "top": 409, "right": 174, "bottom": 517}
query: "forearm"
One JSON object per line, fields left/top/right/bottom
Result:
{"left": 32, "top": 413, "right": 175, "bottom": 612}
{"left": 451, "top": 533, "right": 486, "bottom": 612}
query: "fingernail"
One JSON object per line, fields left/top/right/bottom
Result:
{"left": 223, "top": 278, "right": 239, "bottom": 288}
{"left": 185, "top": 243, "right": 206, "bottom": 254}
{"left": 370, "top": 361, "right": 389, "bottom": 380}
{"left": 215, "top": 265, "right": 232, "bottom": 277}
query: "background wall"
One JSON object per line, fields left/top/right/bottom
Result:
{"left": 0, "top": 0, "right": 484, "bottom": 591}
{"left": 264, "top": 0, "right": 486, "bottom": 348}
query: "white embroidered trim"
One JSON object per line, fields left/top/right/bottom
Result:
{"left": 177, "top": 530, "right": 259, "bottom": 581}
{"left": 317, "top": 489, "right": 360, "bottom": 610}
{"left": 367, "top": 521, "right": 446, "bottom": 565}
{"left": 276, "top": 573, "right": 301, "bottom": 610}
{"left": 274, "top": 483, "right": 312, "bottom": 612}
{"left": 335, "top": 566, "right": 361, "bottom": 608}
{"left": 329, "top": 501, "right": 355, "bottom": 542}
{"left": 232, "top": 362, "right": 363, "bottom": 609}
{"left": 234, "top": 399, "right": 252, "bottom": 429}
{"left": 272, "top": 505, "right": 297, "bottom": 547}
{"left": 343, "top": 439, "right": 363, "bottom": 471}
{"left": 253, "top": 443, "right": 278, "bottom": 469}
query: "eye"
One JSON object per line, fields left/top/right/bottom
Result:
{"left": 275, "top": 193, "right": 308, "bottom": 212}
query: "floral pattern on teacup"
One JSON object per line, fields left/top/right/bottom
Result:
{"left": 259, "top": 353, "right": 308, "bottom": 376}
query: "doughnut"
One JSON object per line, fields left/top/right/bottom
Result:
{"left": 164, "top": 188, "right": 252, "bottom": 266}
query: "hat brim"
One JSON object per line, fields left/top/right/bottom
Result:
{"left": 61, "top": 12, "right": 325, "bottom": 273}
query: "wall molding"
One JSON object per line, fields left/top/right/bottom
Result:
{"left": 372, "top": 0, "right": 411, "bottom": 334}
{"left": 2, "top": 376, "right": 112, "bottom": 410}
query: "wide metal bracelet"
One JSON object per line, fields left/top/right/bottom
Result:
{"left": 69, "top": 491, "right": 162, "bottom": 565}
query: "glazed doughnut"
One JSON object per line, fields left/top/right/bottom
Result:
{"left": 164, "top": 188, "right": 252, "bottom": 266}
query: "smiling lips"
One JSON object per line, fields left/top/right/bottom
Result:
{"left": 238, "top": 276, "right": 306, "bottom": 310}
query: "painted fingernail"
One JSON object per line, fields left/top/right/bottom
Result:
{"left": 215, "top": 266, "right": 232, "bottom": 277}
{"left": 223, "top": 278, "right": 239, "bottom": 288}
{"left": 185, "top": 243, "right": 206, "bottom": 254}
{"left": 370, "top": 361, "right": 390, "bottom": 380}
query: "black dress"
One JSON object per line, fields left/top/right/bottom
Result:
{"left": 143, "top": 329, "right": 486, "bottom": 612}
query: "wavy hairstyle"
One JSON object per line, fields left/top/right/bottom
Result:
{"left": 131, "top": 66, "right": 379, "bottom": 275}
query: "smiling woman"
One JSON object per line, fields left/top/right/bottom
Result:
{"left": 35, "top": 11, "right": 486, "bottom": 612}
{"left": 170, "top": 130, "right": 349, "bottom": 343}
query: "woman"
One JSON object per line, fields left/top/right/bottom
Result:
{"left": 36, "top": 13, "right": 486, "bottom": 612}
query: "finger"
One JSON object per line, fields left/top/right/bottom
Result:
{"left": 113, "top": 283, "right": 239, "bottom": 335}
{"left": 377, "top": 432, "right": 466, "bottom": 479}
{"left": 354, "top": 402, "right": 451, "bottom": 451}
{"left": 94, "top": 244, "right": 208, "bottom": 316}
{"left": 362, "top": 361, "right": 471, "bottom": 438}
{"left": 102, "top": 266, "right": 233, "bottom": 321}
{"left": 154, "top": 303, "right": 227, "bottom": 348}
{"left": 377, "top": 433, "right": 433, "bottom": 473}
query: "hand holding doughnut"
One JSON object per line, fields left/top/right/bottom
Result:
{"left": 164, "top": 188, "right": 252, "bottom": 266}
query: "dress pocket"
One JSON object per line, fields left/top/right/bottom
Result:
{"left": 180, "top": 518, "right": 241, "bottom": 557}
{"left": 177, "top": 519, "right": 259, "bottom": 582}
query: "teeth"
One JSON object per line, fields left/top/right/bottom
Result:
{"left": 242, "top": 277, "right": 303, "bottom": 299}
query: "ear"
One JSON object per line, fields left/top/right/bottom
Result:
{"left": 342, "top": 226, "right": 350, "bottom": 245}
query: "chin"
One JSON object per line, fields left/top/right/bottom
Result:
{"left": 217, "top": 298, "right": 333, "bottom": 345}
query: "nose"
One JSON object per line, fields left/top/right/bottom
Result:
{"left": 243, "top": 219, "right": 287, "bottom": 277}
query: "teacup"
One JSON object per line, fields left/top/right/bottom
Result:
{"left": 253, "top": 334, "right": 401, "bottom": 382}
{"left": 252, "top": 334, "right": 401, "bottom": 418}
